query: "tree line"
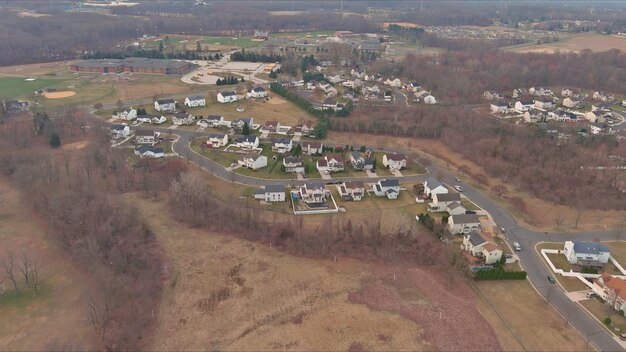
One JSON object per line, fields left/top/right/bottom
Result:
{"left": 231, "top": 49, "right": 282, "bottom": 63}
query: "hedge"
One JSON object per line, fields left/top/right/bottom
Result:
{"left": 475, "top": 268, "right": 527, "bottom": 280}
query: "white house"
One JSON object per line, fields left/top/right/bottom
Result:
{"left": 446, "top": 202, "right": 466, "bottom": 216}
{"left": 261, "top": 120, "right": 280, "bottom": 133}
{"left": 523, "top": 109, "right": 547, "bottom": 123}
{"left": 585, "top": 110, "right": 608, "bottom": 123}
{"left": 134, "top": 129, "right": 157, "bottom": 145}
{"left": 562, "top": 96, "right": 582, "bottom": 108}
{"left": 231, "top": 117, "right": 253, "bottom": 131}
{"left": 322, "top": 97, "right": 338, "bottom": 110}
{"left": 483, "top": 90, "right": 500, "bottom": 100}
{"left": 622, "top": 99, "right": 626, "bottom": 108}
{"left": 349, "top": 151, "right": 373, "bottom": 171}
{"left": 204, "top": 115, "right": 225, "bottom": 127}
{"left": 339, "top": 181, "right": 365, "bottom": 201}
{"left": 134, "top": 145, "right": 164, "bottom": 158}
{"left": 590, "top": 123, "right": 609, "bottom": 135}
{"left": 294, "top": 120, "right": 314, "bottom": 136}
{"left": 462, "top": 231, "right": 502, "bottom": 264}
{"left": 110, "top": 124, "right": 130, "bottom": 139}
{"left": 408, "top": 81, "right": 422, "bottom": 92}
{"left": 113, "top": 107, "right": 137, "bottom": 121}
{"left": 184, "top": 96, "right": 206, "bottom": 108}
{"left": 300, "top": 141, "right": 323, "bottom": 155}
{"left": 529, "top": 87, "right": 552, "bottom": 96}
{"left": 217, "top": 91, "right": 238, "bottom": 103}
{"left": 382, "top": 153, "right": 407, "bottom": 170}
{"left": 593, "top": 273, "right": 626, "bottom": 313}
{"left": 534, "top": 97, "right": 555, "bottom": 109}
{"left": 424, "top": 178, "right": 448, "bottom": 198}
{"left": 235, "top": 135, "right": 259, "bottom": 150}
{"left": 514, "top": 100, "right": 534, "bottom": 113}
{"left": 154, "top": 99, "right": 176, "bottom": 112}
{"left": 247, "top": 87, "right": 267, "bottom": 99}
{"left": 372, "top": 179, "right": 400, "bottom": 199}
{"left": 172, "top": 112, "right": 195, "bottom": 126}
{"left": 317, "top": 154, "right": 344, "bottom": 173}
{"left": 448, "top": 214, "right": 481, "bottom": 235}
{"left": 428, "top": 192, "right": 462, "bottom": 213}
{"left": 254, "top": 184, "right": 285, "bottom": 202}
{"left": 593, "top": 91, "right": 614, "bottom": 102}
{"left": 490, "top": 101, "right": 512, "bottom": 114}
{"left": 206, "top": 133, "right": 228, "bottom": 148}
{"left": 298, "top": 182, "right": 326, "bottom": 204}
{"left": 423, "top": 95, "right": 437, "bottom": 105}
{"left": 238, "top": 154, "right": 267, "bottom": 170}
{"left": 283, "top": 157, "right": 305, "bottom": 173}
{"left": 137, "top": 115, "right": 166, "bottom": 124}
{"left": 384, "top": 78, "right": 402, "bottom": 87}
{"left": 561, "top": 88, "right": 575, "bottom": 97}
{"left": 271, "top": 138, "right": 292, "bottom": 153}
{"left": 563, "top": 241, "right": 611, "bottom": 266}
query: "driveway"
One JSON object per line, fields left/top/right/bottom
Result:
{"left": 319, "top": 171, "right": 332, "bottom": 180}
{"left": 391, "top": 169, "right": 403, "bottom": 177}
{"left": 365, "top": 169, "right": 378, "bottom": 178}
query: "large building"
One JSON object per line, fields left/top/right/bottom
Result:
{"left": 69, "top": 57, "right": 195, "bottom": 75}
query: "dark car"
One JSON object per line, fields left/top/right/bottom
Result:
{"left": 465, "top": 210, "right": 477, "bottom": 214}
{"left": 547, "top": 275, "right": 556, "bottom": 284}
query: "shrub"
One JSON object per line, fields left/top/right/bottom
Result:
{"left": 48, "top": 132, "right": 61, "bottom": 148}
{"left": 475, "top": 268, "right": 527, "bottom": 280}
{"left": 604, "top": 317, "right": 612, "bottom": 325}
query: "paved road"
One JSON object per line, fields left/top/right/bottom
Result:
{"left": 95, "top": 112, "right": 624, "bottom": 351}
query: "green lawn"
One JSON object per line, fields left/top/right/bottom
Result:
{"left": 0, "top": 77, "right": 67, "bottom": 100}
{"left": 461, "top": 198, "right": 481, "bottom": 211}
{"left": 201, "top": 36, "right": 263, "bottom": 48}
{"left": 272, "top": 30, "right": 336, "bottom": 38}
{"left": 581, "top": 299, "right": 626, "bottom": 335}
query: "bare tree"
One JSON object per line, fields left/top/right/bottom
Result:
{"left": 493, "top": 185, "right": 507, "bottom": 198}
{"left": 86, "top": 290, "right": 113, "bottom": 343}
{"left": 1, "top": 252, "right": 19, "bottom": 292}
{"left": 555, "top": 215, "right": 565, "bottom": 231}
{"left": 16, "top": 252, "right": 39, "bottom": 290}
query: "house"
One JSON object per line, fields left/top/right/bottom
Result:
{"left": 235, "top": 135, "right": 259, "bottom": 150}
{"left": 322, "top": 97, "right": 338, "bottom": 110}
{"left": 231, "top": 117, "right": 254, "bottom": 131}
{"left": 462, "top": 231, "right": 502, "bottom": 264}
{"left": 300, "top": 141, "right": 323, "bottom": 155}
{"left": 247, "top": 87, "right": 267, "bottom": 99}
{"left": 563, "top": 241, "right": 611, "bottom": 267}
{"left": 592, "top": 103, "right": 613, "bottom": 112}
{"left": 514, "top": 100, "right": 534, "bottom": 112}
{"left": 261, "top": 120, "right": 280, "bottom": 133}
{"left": 562, "top": 96, "right": 582, "bottom": 108}
{"left": 590, "top": 123, "right": 610, "bottom": 135}
{"left": 622, "top": 99, "right": 626, "bottom": 108}
{"left": 294, "top": 120, "right": 314, "bottom": 136}
{"left": 154, "top": 99, "right": 176, "bottom": 112}
{"left": 113, "top": 107, "right": 137, "bottom": 121}
{"left": 184, "top": 96, "right": 205, "bottom": 108}
{"left": 372, "top": 179, "right": 400, "bottom": 199}
{"left": 254, "top": 30, "right": 270, "bottom": 40}
{"left": 3, "top": 100, "right": 29, "bottom": 113}
{"left": 384, "top": 78, "right": 402, "bottom": 87}
{"left": 408, "top": 81, "right": 422, "bottom": 92}
{"left": 482, "top": 243, "right": 504, "bottom": 265}
{"left": 548, "top": 109, "right": 577, "bottom": 122}
{"left": 448, "top": 214, "right": 481, "bottom": 235}
{"left": 317, "top": 154, "right": 344, "bottom": 173}
{"left": 339, "top": 181, "right": 365, "bottom": 201}
{"left": 283, "top": 157, "right": 305, "bottom": 173}
{"left": 135, "top": 129, "right": 157, "bottom": 144}
{"left": 254, "top": 184, "right": 286, "bottom": 202}
{"left": 298, "top": 182, "right": 326, "bottom": 204}
{"left": 238, "top": 153, "right": 267, "bottom": 170}
{"left": 523, "top": 109, "right": 548, "bottom": 123}
{"left": 594, "top": 273, "right": 626, "bottom": 312}
{"left": 134, "top": 145, "right": 164, "bottom": 158}
{"left": 306, "top": 80, "right": 319, "bottom": 90}
{"left": 593, "top": 91, "right": 614, "bottom": 102}
{"left": 446, "top": 202, "right": 466, "bottom": 216}
{"left": 217, "top": 91, "right": 238, "bottom": 103}
{"left": 423, "top": 95, "right": 437, "bottom": 104}
{"left": 109, "top": 124, "right": 130, "bottom": 139}
{"left": 529, "top": 87, "right": 552, "bottom": 96}
{"left": 382, "top": 153, "right": 407, "bottom": 170}
{"left": 424, "top": 178, "right": 448, "bottom": 198}
{"left": 206, "top": 133, "right": 228, "bottom": 148}
{"left": 150, "top": 115, "right": 167, "bottom": 124}
{"left": 351, "top": 68, "right": 365, "bottom": 79}
{"left": 484, "top": 90, "right": 501, "bottom": 100}
{"left": 350, "top": 151, "right": 366, "bottom": 170}
{"left": 205, "top": 115, "right": 225, "bottom": 127}
{"left": 512, "top": 88, "right": 527, "bottom": 98}
{"left": 172, "top": 112, "right": 195, "bottom": 125}
{"left": 327, "top": 75, "right": 343, "bottom": 84}
{"left": 271, "top": 138, "right": 292, "bottom": 153}
{"left": 561, "top": 88, "right": 575, "bottom": 97}
{"left": 534, "top": 97, "right": 555, "bottom": 109}
{"left": 490, "top": 101, "right": 512, "bottom": 114}
{"left": 585, "top": 110, "right": 608, "bottom": 123}
{"left": 428, "top": 192, "right": 462, "bottom": 213}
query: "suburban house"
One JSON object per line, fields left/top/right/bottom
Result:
{"left": 135, "top": 129, "right": 157, "bottom": 144}
{"left": 593, "top": 273, "right": 626, "bottom": 313}
{"left": 490, "top": 101, "right": 512, "bottom": 114}
{"left": 548, "top": 109, "right": 577, "bottom": 122}
{"left": 254, "top": 184, "right": 286, "bottom": 202}
{"left": 462, "top": 231, "right": 503, "bottom": 265}
{"left": 235, "top": 135, "right": 259, "bottom": 150}
{"left": 514, "top": 99, "right": 534, "bottom": 112}
{"left": 593, "top": 91, "right": 614, "bottom": 102}
{"left": 349, "top": 151, "right": 371, "bottom": 170}
{"left": 424, "top": 178, "right": 448, "bottom": 198}
{"left": 306, "top": 80, "right": 319, "bottom": 90}
{"left": 384, "top": 78, "right": 402, "bottom": 87}
{"left": 523, "top": 109, "right": 548, "bottom": 123}
{"left": 271, "top": 138, "right": 292, "bottom": 153}
{"left": 112, "top": 107, "right": 137, "bottom": 121}
{"left": 317, "top": 154, "right": 345, "bottom": 173}
{"left": 423, "top": 95, "right": 437, "bottom": 104}
{"left": 231, "top": 117, "right": 254, "bottom": 131}
{"left": 512, "top": 88, "right": 527, "bottom": 98}
{"left": 339, "top": 181, "right": 365, "bottom": 201}
{"left": 322, "top": 97, "right": 338, "bottom": 110}
{"left": 137, "top": 114, "right": 166, "bottom": 124}
{"left": 298, "top": 182, "right": 326, "bottom": 204}
{"left": 408, "top": 81, "right": 422, "bottom": 92}
{"left": 238, "top": 154, "right": 267, "bottom": 170}
{"left": 206, "top": 133, "right": 228, "bottom": 148}
{"left": 110, "top": 124, "right": 130, "bottom": 139}
{"left": 184, "top": 96, "right": 206, "bottom": 107}
{"left": 563, "top": 96, "right": 582, "bottom": 108}
{"left": 534, "top": 97, "right": 555, "bottom": 109}
{"left": 247, "top": 87, "right": 267, "bottom": 99}
{"left": 372, "top": 179, "right": 400, "bottom": 199}
{"left": 294, "top": 120, "right": 314, "bottom": 136}
{"left": 382, "top": 153, "right": 407, "bottom": 170}
{"left": 261, "top": 120, "right": 280, "bottom": 133}
{"left": 205, "top": 115, "right": 225, "bottom": 127}
{"left": 172, "top": 112, "right": 195, "bottom": 126}
{"left": 529, "top": 87, "right": 552, "bottom": 96}
{"left": 448, "top": 214, "right": 481, "bottom": 235}
{"left": 428, "top": 192, "right": 462, "bottom": 213}
{"left": 134, "top": 145, "right": 164, "bottom": 158}
{"left": 561, "top": 88, "right": 576, "bottom": 97}
{"left": 217, "top": 91, "right": 238, "bottom": 103}
{"left": 622, "top": 99, "right": 626, "bottom": 108}
{"left": 300, "top": 141, "right": 323, "bottom": 155}
{"left": 585, "top": 110, "right": 609, "bottom": 123}
{"left": 590, "top": 123, "right": 610, "bottom": 135}
{"left": 3, "top": 100, "right": 29, "bottom": 113}
{"left": 283, "top": 157, "right": 305, "bottom": 173}
{"left": 154, "top": 99, "right": 176, "bottom": 112}
{"left": 447, "top": 202, "right": 467, "bottom": 216}
{"left": 563, "top": 241, "right": 611, "bottom": 267}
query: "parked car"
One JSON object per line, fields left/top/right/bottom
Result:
{"left": 547, "top": 275, "right": 556, "bottom": 284}
{"left": 465, "top": 210, "right": 477, "bottom": 214}
{"left": 513, "top": 241, "right": 521, "bottom": 251}
{"left": 586, "top": 291, "right": 597, "bottom": 298}
{"left": 455, "top": 178, "right": 461, "bottom": 182}
{"left": 620, "top": 333, "right": 626, "bottom": 341}
{"left": 504, "top": 254, "right": 513, "bottom": 259}
{"left": 454, "top": 185, "right": 463, "bottom": 192}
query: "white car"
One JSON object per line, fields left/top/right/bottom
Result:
{"left": 454, "top": 185, "right": 463, "bottom": 192}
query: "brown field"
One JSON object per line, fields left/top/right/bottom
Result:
{"left": 0, "top": 178, "right": 94, "bottom": 350}
{"left": 327, "top": 131, "right": 626, "bottom": 232}
{"left": 507, "top": 33, "right": 626, "bottom": 53}
{"left": 43, "top": 90, "right": 76, "bottom": 99}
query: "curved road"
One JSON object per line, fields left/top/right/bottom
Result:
{"left": 99, "top": 114, "right": 623, "bottom": 351}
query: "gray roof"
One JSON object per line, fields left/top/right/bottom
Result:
{"left": 284, "top": 157, "right": 302, "bottom": 164}
{"left": 207, "top": 132, "right": 226, "bottom": 138}
{"left": 236, "top": 135, "right": 257, "bottom": 143}
{"left": 436, "top": 193, "right": 461, "bottom": 202}
{"left": 447, "top": 202, "right": 462, "bottom": 210}
{"left": 573, "top": 241, "right": 610, "bottom": 255}
{"left": 351, "top": 151, "right": 362, "bottom": 160}
{"left": 254, "top": 188, "right": 266, "bottom": 195}
{"left": 135, "top": 129, "right": 154, "bottom": 136}
{"left": 265, "top": 184, "right": 285, "bottom": 193}
{"left": 220, "top": 91, "right": 237, "bottom": 97}
{"left": 233, "top": 117, "right": 252, "bottom": 125}
{"left": 135, "top": 145, "right": 163, "bottom": 154}
{"left": 425, "top": 177, "right": 443, "bottom": 189}
{"left": 111, "top": 124, "right": 127, "bottom": 131}
{"left": 206, "top": 115, "right": 223, "bottom": 121}
{"left": 253, "top": 87, "right": 266, "bottom": 92}
{"left": 379, "top": 179, "right": 400, "bottom": 188}
{"left": 451, "top": 214, "right": 480, "bottom": 224}
{"left": 273, "top": 138, "right": 291, "bottom": 145}
{"left": 156, "top": 99, "right": 175, "bottom": 104}
{"left": 187, "top": 95, "right": 204, "bottom": 100}
{"left": 467, "top": 231, "right": 486, "bottom": 246}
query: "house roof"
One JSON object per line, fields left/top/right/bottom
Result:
{"left": 236, "top": 135, "right": 257, "bottom": 143}
{"left": 254, "top": 188, "right": 266, "bottom": 195}
{"left": 436, "top": 193, "right": 461, "bottom": 203}
{"left": 206, "top": 115, "right": 223, "bottom": 121}
{"left": 379, "top": 179, "right": 400, "bottom": 188}
{"left": 233, "top": 117, "right": 252, "bottom": 125}
{"left": 284, "top": 156, "right": 302, "bottom": 164}
{"left": 173, "top": 112, "right": 192, "bottom": 118}
{"left": 207, "top": 132, "right": 226, "bottom": 139}
{"left": 135, "top": 145, "right": 163, "bottom": 154}
{"left": 264, "top": 120, "right": 279, "bottom": 127}
{"left": 111, "top": 124, "right": 127, "bottom": 131}
{"left": 265, "top": 184, "right": 284, "bottom": 193}
{"left": 385, "top": 153, "right": 406, "bottom": 161}
{"left": 599, "top": 273, "right": 626, "bottom": 301}
{"left": 451, "top": 214, "right": 480, "bottom": 224}
{"left": 323, "top": 97, "right": 337, "bottom": 104}
{"left": 573, "top": 241, "right": 610, "bottom": 255}
{"left": 273, "top": 138, "right": 291, "bottom": 145}
{"left": 317, "top": 159, "right": 328, "bottom": 167}
{"left": 467, "top": 231, "right": 486, "bottom": 246}
{"left": 518, "top": 99, "right": 534, "bottom": 105}
{"left": 364, "top": 158, "right": 374, "bottom": 166}
{"left": 425, "top": 177, "right": 443, "bottom": 189}
{"left": 252, "top": 87, "right": 266, "bottom": 92}
{"left": 187, "top": 95, "right": 204, "bottom": 100}
{"left": 303, "top": 182, "right": 324, "bottom": 190}
{"left": 351, "top": 151, "right": 362, "bottom": 160}
{"left": 156, "top": 99, "right": 175, "bottom": 104}
{"left": 345, "top": 181, "right": 364, "bottom": 189}
{"left": 301, "top": 141, "right": 322, "bottom": 148}
{"left": 447, "top": 201, "right": 463, "bottom": 210}
{"left": 135, "top": 129, "right": 154, "bottom": 136}
{"left": 483, "top": 243, "right": 499, "bottom": 253}
{"left": 220, "top": 91, "right": 237, "bottom": 97}
{"left": 328, "top": 154, "right": 344, "bottom": 163}
{"left": 240, "top": 153, "right": 264, "bottom": 161}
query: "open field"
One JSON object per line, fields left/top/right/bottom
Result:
{"left": 0, "top": 77, "right": 66, "bottom": 99}
{"left": 0, "top": 178, "right": 94, "bottom": 350}
{"left": 506, "top": 33, "right": 626, "bottom": 53}
{"left": 475, "top": 281, "right": 589, "bottom": 350}
{"left": 581, "top": 299, "right": 626, "bottom": 336}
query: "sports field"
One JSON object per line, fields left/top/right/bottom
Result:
{"left": 505, "top": 33, "right": 626, "bottom": 53}
{"left": 0, "top": 77, "right": 66, "bottom": 99}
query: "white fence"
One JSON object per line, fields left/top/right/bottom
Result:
{"left": 541, "top": 249, "right": 626, "bottom": 289}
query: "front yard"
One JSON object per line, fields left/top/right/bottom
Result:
{"left": 581, "top": 298, "right": 626, "bottom": 336}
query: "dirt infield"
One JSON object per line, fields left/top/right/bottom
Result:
{"left": 43, "top": 90, "right": 76, "bottom": 99}
{"left": 507, "top": 33, "right": 626, "bottom": 53}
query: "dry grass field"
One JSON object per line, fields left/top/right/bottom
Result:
{"left": 506, "top": 33, "right": 626, "bottom": 53}
{"left": 0, "top": 179, "right": 94, "bottom": 350}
